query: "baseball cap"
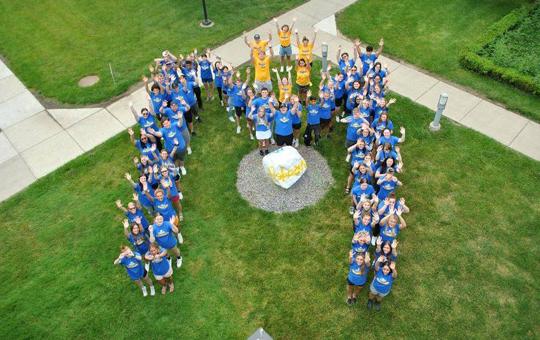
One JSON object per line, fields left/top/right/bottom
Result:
{"left": 254, "top": 34, "right": 261, "bottom": 40}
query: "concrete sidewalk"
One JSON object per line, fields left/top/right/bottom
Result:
{"left": 0, "top": 0, "right": 538, "bottom": 202}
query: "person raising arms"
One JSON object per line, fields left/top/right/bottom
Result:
{"left": 253, "top": 48, "right": 274, "bottom": 93}
{"left": 273, "top": 17, "right": 296, "bottom": 72}
{"left": 272, "top": 67, "right": 292, "bottom": 105}
{"left": 114, "top": 245, "right": 155, "bottom": 297}
{"left": 295, "top": 28, "right": 317, "bottom": 66}
{"left": 244, "top": 32, "right": 272, "bottom": 63}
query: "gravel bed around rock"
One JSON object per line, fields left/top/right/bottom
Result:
{"left": 236, "top": 145, "right": 334, "bottom": 213}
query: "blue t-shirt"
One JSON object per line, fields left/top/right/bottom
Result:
{"left": 134, "top": 184, "right": 154, "bottom": 209}
{"left": 135, "top": 140, "right": 157, "bottom": 161}
{"left": 274, "top": 111, "right": 294, "bottom": 136}
{"left": 350, "top": 147, "right": 368, "bottom": 165}
{"left": 199, "top": 60, "right": 213, "bottom": 80}
{"left": 348, "top": 262, "right": 370, "bottom": 286}
{"left": 360, "top": 53, "right": 378, "bottom": 75}
{"left": 152, "top": 221, "right": 177, "bottom": 249}
{"left": 179, "top": 82, "right": 197, "bottom": 106}
{"left": 159, "top": 125, "right": 186, "bottom": 153}
{"left": 153, "top": 197, "right": 176, "bottom": 221}
{"left": 252, "top": 113, "right": 271, "bottom": 132}
{"left": 346, "top": 118, "right": 364, "bottom": 142}
{"left": 306, "top": 104, "right": 320, "bottom": 125}
{"left": 147, "top": 247, "right": 171, "bottom": 276}
{"left": 372, "top": 119, "right": 394, "bottom": 133}
{"left": 227, "top": 84, "right": 246, "bottom": 107}
{"left": 351, "top": 184, "right": 375, "bottom": 202}
{"left": 339, "top": 59, "right": 355, "bottom": 75}
{"left": 120, "top": 253, "right": 145, "bottom": 280}
{"left": 251, "top": 96, "right": 272, "bottom": 115}
{"left": 377, "top": 178, "right": 398, "bottom": 200}
{"left": 372, "top": 268, "right": 394, "bottom": 294}
{"left": 346, "top": 89, "right": 362, "bottom": 110}
{"left": 138, "top": 115, "right": 158, "bottom": 134}
{"left": 333, "top": 77, "right": 346, "bottom": 99}
{"left": 319, "top": 98, "right": 333, "bottom": 119}
{"left": 128, "top": 233, "right": 150, "bottom": 256}
{"left": 150, "top": 92, "right": 166, "bottom": 114}
{"left": 380, "top": 223, "right": 400, "bottom": 243}
{"left": 377, "top": 201, "right": 402, "bottom": 219}
{"left": 214, "top": 67, "right": 223, "bottom": 87}
{"left": 354, "top": 222, "right": 373, "bottom": 236}
{"left": 125, "top": 209, "right": 149, "bottom": 230}
{"left": 159, "top": 173, "right": 180, "bottom": 198}
{"left": 379, "top": 135, "right": 399, "bottom": 148}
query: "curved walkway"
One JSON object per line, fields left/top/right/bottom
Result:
{"left": 0, "top": 0, "right": 538, "bottom": 202}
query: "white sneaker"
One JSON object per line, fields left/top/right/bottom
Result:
{"left": 345, "top": 154, "right": 351, "bottom": 163}
{"left": 187, "top": 146, "right": 192, "bottom": 155}
{"left": 371, "top": 237, "right": 377, "bottom": 247}
{"left": 178, "top": 192, "right": 183, "bottom": 200}
{"left": 228, "top": 116, "right": 235, "bottom": 123}
{"left": 349, "top": 206, "right": 355, "bottom": 215}
{"left": 271, "top": 138, "right": 276, "bottom": 145}
{"left": 144, "top": 262, "right": 150, "bottom": 272}
{"left": 180, "top": 166, "right": 187, "bottom": 176}
{"left": 336, "top": 116, "right": 340, "bottom": 122}
{"left": 142, "top": 286, "right": 148, "bottom": 297}
{"left": 236, "top": 126, "right": 241, "bottom": 134}
{"left": 280, "top": 66, "right": 284, "bottom": 72}
{"left": 250, "top": 133, "right": 254, "bottom": 140}
{"left": 176, "top": 256, "right": 183, "bottom": 268}
{"left": 177, "top": 232, "right": 184, "bottom": 244}
{"left": 149, "top": 286, "right": 156, "bottom": 296}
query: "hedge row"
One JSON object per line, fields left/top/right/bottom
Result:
{"left": 459, "top": 5, "right": 540, "bottom": 95}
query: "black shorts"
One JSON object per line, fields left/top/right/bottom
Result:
{"left": 320, "top": 118, "right": 331, "bottom": 127}
{"left": 335, "top": 97, "right": 344, "bottom": 107}
{"left": 184, "top": 110, "right": 193, "bottom": 123}
{"left": 297, "top": 84, "right": 310, "bottom": 93}
{"left": 347, "top": 278, "right": 365, "bottom": 287}
{"left": 275, "top": 133, "right": 293, "bottom": 146}
{"left": 292, "top": 122, "right": 302, "bottom": 130}
{"left": 234, "top": 106, "right": 245, "bottom": 117}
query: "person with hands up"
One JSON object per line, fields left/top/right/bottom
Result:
{"left": 148, "top": 214, "right": 183, "bottom": 268}
{"left": 367, "top": 255, "right": 397, "bottom": 311}
{"left": 346, "top": 251, "right": 371, "bottom": 306}
{"left": 114, "top": 245, "right": 155, "bottom": 297}
{"left": 274, "top": 17, "right": 295, "bottom": 71}
{"left": 145, "top": 243, "right": 175, "bottom": 294}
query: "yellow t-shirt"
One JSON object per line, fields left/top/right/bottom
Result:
{"left": 254, "top": 56, "right": 271, "bottom": 82}
{"left": 298, "top": 42, "right": 314, "bottom": 62}
{"left": 296, "top": 66, "right": 311, "bottom": 86}
{"left": 278, "top": 83, "right": 292, "bottom": 102}
{"left": 251, "top": 40, "right": 268, "bottom": 58}
{"left": 278, "top": 31, "right": 292, "bottom": 47}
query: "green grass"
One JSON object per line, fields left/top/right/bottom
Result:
{"left": 479, "top": 4, "right": 540, "bottom": 84}
{"left": 337, "top": 0, "right": 540, "bottom": 123}
{"left": 0, "top": 0, "right": 304, "bottom": 105}
{"left": 0, "top": 60, "right": 539, "bottom": 338}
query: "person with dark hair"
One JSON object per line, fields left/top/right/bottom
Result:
{"left": 225, "top": 68, "right": 250, "bottom": 134}
{"left": 114, "top": 245, "right": 155, "bottom": 297}
{"left": 213, "top": 60, "right": 225, "bottom": 106}
{"left": 295, "top": 57, "right": 311, "bottom": 105}
{"left": 375, "top": 238, "right": 398, "bottom": 265}
{"left": 354, "top": 37, "right": 384, "bottom": 76}
{"left": 198, "top": 49, "right": 214, "bottom": 101}
{"left": 303, "top": 93, "right": 321, "bottom": 146}
{"left": 346, "top": 251, "right": 371, "bottom": 305}
{"left": 143, "top": 75, "right": 167, "bottom": 119}
{"left": 127, "top": 128, "right": 158, "bottom": 162}
{"left": 268, "top": 95, "right": 300, "bottom": 146}
{"left": 274, "top": 17, "right": 295, "bottom": 71}
{"left": 147, "top": 117, "right": 187, "bottom": 175}
{"left": 295, "top": 28, "right": 317, "bottom": 66}
{"left": 145, "top": 243, "right": 175, "bottom": 294}
{"left": 249, "top": 106, "right": 272, "bottom": 156}
{"left": 367, "top": 256, "right": 397, "bottom": 311}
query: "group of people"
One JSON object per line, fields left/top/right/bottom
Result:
{"left": 112, "top": 16, "right": 409, "bottom": 307}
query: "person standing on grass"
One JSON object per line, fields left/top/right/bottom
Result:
{"left": 124, "top": 173, "right": 155, "bottom": 215}
{"left": 337, "top": 44, "right": 355, "bottom": 76}
{"left": 351, "top": 178, "right": 377, "bottom": 215}
{"left": 288, "top": 94, "right": 303, "bottom": 148}
{"left": 354, "top": 38, "right": 384, "bottom": 76}
{"left": 268, "top": 97, "right": 299, "bottom": 146}
{"left": 122, "top": 219, "right": 150, "bottom": 268}
{"left": 295, "top": 28, "right": 317, "bottom": 66}
{"left": 144, "top": 186, "right": 181, "bottom": 223}
{"left": 157, "top": 167, "right": 183, "bottom": 220}
{"left": 114, "top": 245, "right": 155, "bottom": 297}
{"left": 253, "top": 48, "right": 274, "bottom": 94}
{"left": 304, "top": 93, "right": 321, "bottom": 147}
{"left": 214, "top": 60, "right": 225, "bottom": 106}
{"left": 376, "top": 168, "right": 402, "bottom": 201}
{"left": 379, "top": 209, "right": 406, "bottom": 244}
{"left": 249, "top": 106, "right": 272, "bottom": 156}
{"left": 149, "top": 215, "right": 183, "bottom": 268}
{"left": 143, "top": 76, "right": 167, "bottom": 119}
{"left": 244, "top": 86, "right": 257, "bottom": 141}
{"left": 272, "top": 67, "right": 292, "bottom": 105}
{"left": 333, "top": 72, "right": 347, "bottom": 119}
{"left": 375, "top": 238, "right": 398, "bottom": 265}
{"left": 198, "top": 49, "right": 215, "bottom": 101}
{"left": 115, "top": 196, "right": 150, "bottom": 231}
{"left": 147, "top": 117, "right": 187, "bottom": 176}
{"left": 346, "top": 251, "right": 371, "bottom": 306}
{"left": 295, "top": 57, "right": 311, "bottom": 105}
{"left": 145, "top": 243, "right": 175, "bottom": 294}
{"left": 318, "top": 86, "right": 334, "bottom": 139}
{"left": 127, "top": 128, "right": 158, "bottom": 162}
{"left": 367, "top": 256, "right": 397, "bottom": 311}
{"left": 181, "top": 51, "right": 204, "bottom": 111}
{"left": 161, "top": 99, "right": 192, "bottom": 155}
{"left": 273, "top": 17, "right": 295, "bottom": 71}
{"left": 225, "top": 68, "right": 250, "bottom": 134}
{"left": 177, "top": 74, "right": 201, "bottom": 135}
{"left": 244, "top": 32, "right": 272, "bottom": 62}
{"left": 129, "top": 102, "right": 159, "bottom": 137}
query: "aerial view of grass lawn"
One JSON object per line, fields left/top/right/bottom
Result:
{"left": 0, "top": 0, "right": 305, "bottom": 105}
{"left": 337, "top": 0, "right": 540, "bottom": 122}
{"left": 0, "top": 57, "right": 538, "bottom": 338}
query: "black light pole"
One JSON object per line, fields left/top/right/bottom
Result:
{"left": 200, "top": 0, "right": 214, "bottom": 28}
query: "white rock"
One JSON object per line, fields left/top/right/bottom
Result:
{"left": 262, "top": 146, "right": 307, "bottom": 189}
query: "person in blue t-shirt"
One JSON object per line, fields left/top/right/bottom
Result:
{"left": 114, "top": 245, "right": 155, "bottom": 297}
{"left": 332, "top": 73, "right": 346, "bottom": 116}
{"left": 353, "top": 38, "right": 384, "bottom": 76}
{"left": 157, "top": 167, "right": 184, "bottom": 222}
{"left": 346, "top": 251, "right": 371, "bottom": 306}
{"left": 368, "top": 254, "right": 397, "bottom": 311}
{"left": 341, "top": 109, "right": 369, "bottom": 148}
{"left": 376, "top": 168, "right": 402, "bottom": 200}
{"left": 129, "top": 102, "right": 159, "bottom": 138}
{"left": 127, "top": 128, "right": 158, "bottom": 162}
{"left": 376, "top": 127, "right": 406, "bottom": 151}
{"left": 372, "top": 111, "right": 394, "bottom": 135}
{"left": 375, "top": 238, "right": 398, "bottom": 266}
{"left": 147, "top": 117, "right": 187, "bottom": 176}
{"left": 318, "top": 86, "right": 334, "bottom": 138}
{"left": 377, "top": 194, "right": 410, "bottom": 220}
{"left": 249, "top": 105, "right": 273, "bottom": 156}
{"left": 351, "top": 178, "right": 377, "bottom": 214}
{"left": 115, "top": 197, "right": 150, "bottom": 231}
{"left": 225, "top": 69, "right": 250, "bottom": 134}
{"left": 122, "top": 219, "right": 150, "bottom": 263}
{"left": 148, "top": 214, "right": 183, "bottom": 269}
{"left": 198, "top": 50, "right": 214, "bottom": 101}
{"left": 214, "top": 60, "right": 225, "bottom": 105}
{"left": 269, "top": 98, "right": 299, "bottom": 146}
{"left": 145, "top": 243, "right": 175, "bottom": 295}
{"left": 344, "top": 80, "right": 364, "bottom": 116}
{"left": 143, "top": 76, "right": 167, "bottom": 119}
{"left": 375, "top": 157, "right": 402, "bottom": 180}
{"left": 379, "top": 211, "right": 407, "bottom": 244}
{"left": 336, "top": 46, "right": 356, "bottom": 76}
{"left": 304, "top": 95, "right": 321, "bottom": 146}
{"left": 287, "top": 94, "right": 303, "bottom": 148}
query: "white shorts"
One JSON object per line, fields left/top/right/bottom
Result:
{"left": 256, "top": 130, "right": 272, "bottom": 140}
{"left": 153, "top": 266, "right": 173, "bottom": 281}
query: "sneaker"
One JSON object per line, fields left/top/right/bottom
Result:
{"left": 191, "top": 131, "right": 197, "bottom": 136}
{"left": 371, "top": 236, "right": 377, "bottom": 246}
{"left": 220, "top": 100, "right": 224, "bottom": 106}
{"left": 349, "top": 206, "right": 355, "bottom": 215}
{"left": 336, "top": 116, "right": 340, "bottom": 123}
{"left": 250, "top": 134, "right": 254, "bottom": 140}
{"left": 169, "top": 282, "right": 175, "bottom": 293}
{"left": 236, "top": 126, "right": 241, "bottom": 134}
{"left": 161, "top": 286, "right": 167, "bottom": 294}
{"left": 280, "top": 66, "right": 284, "bottom": 72}
{"left": 346, "top": 298, "right": 353, "bottom": 306}
{"left": 367, "top": 299, "right": 373, "bottom": 310}
{"left": 149, "top": 286, "right": 156, "bottom": 296}
{"left": 180, "top": 167, "right": 187, "bottom": 176}
{"left": 187, "top": 146, "right": 192, "bottom": 155}
{"left": 264, "top": 150, "right": 269, "bottom": 155}
{"left": 259, "top": 150, "right": 264, "bottom": 156}
{"left": 344, "top": 187, "right": 350, "bottom": 195}
{"left": 177, "top": 232, "right": 184, "bottom": 244}
{"left": 142, "top": 287, "right": 148, "bottom": 297}
{"left": 352, "top": 297, "right": 357, "bottom": 304}
{"left": 176, "top": 256, "right": 183, "bottom": 268}
{"left": 196, "top": 116, "right": 203, "bottom": 123}
{"left": 144, "top": 262, "right": 150, "bottom": 272}
{"left": 178, "top": 213, "right": 184, "bottom": 222}
{"left": 228, "top": 116, "right": 235, "bottom": 123}
{"left": 178, "top": 192, "right": 183, "bottom": 200}
{"left": 271, "top": 138, "right": 276, "bottom": 145}
{"left": 374, "top": 302, "right": 381, "bottom": 311}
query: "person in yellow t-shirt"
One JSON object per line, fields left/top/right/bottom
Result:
{"left": 295, "top": 28, "right": 317, "bottom": 66}
{"left": 273, "top": 17, "right": 296, "bottom": 72}
{"left": 244, "top": 32, "right": 272, "bottom": 63}
{"left": 271, "top": 67, "right": 292, "bottom": 104}
{"left": 253, "top": 47, "right": 274, "bottom": 93}
{"left": 295, "top": 57, "right": 311, "bottom": 105}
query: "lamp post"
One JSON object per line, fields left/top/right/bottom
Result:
{"left": 429, "top": 93, "right": 448, "bottom": 131}
{"left": 200, "top": 0, "right": 214, "bottom": 28}
{"left": 321, "top": 43, "right": 329, "bottom": 72}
